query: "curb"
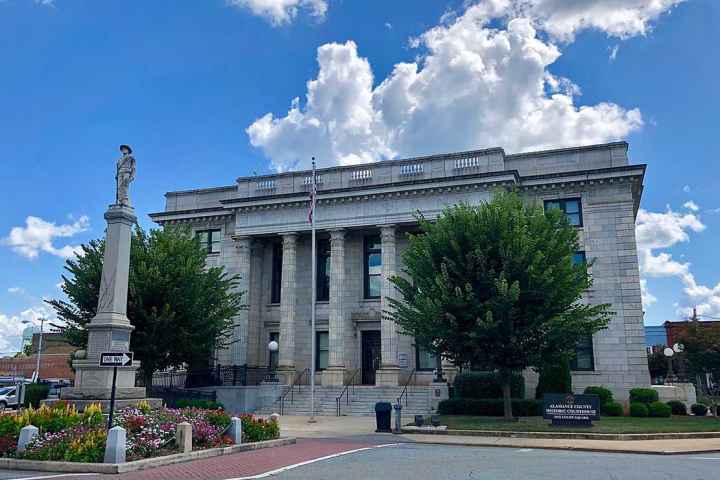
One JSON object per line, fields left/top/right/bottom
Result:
{"left": 401, "top": 427, "right": 720, "bottom": 441}
{"left": 401, "top": 436, "right": 720, "bottom": 456}
{"left": 0, "top": 437, "right": 297, "bottom": 474}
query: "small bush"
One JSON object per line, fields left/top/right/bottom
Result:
{"left": 648, "top": 401, "right": 672, "bottom": 418}
{"left": 584, "top": 386, "right": 613, "bottom": 405}
{"left": 23, "top": 384, "right": 50, "bottom": 408}
{"left": 601, "top": 401, "right": 623, "bottom": 417}
{"left": 437, "top": 398, "right": 541, "bottom": 416}
{"left": 667, "top": 400, "right": 687, "bottom": 415}
{"left": 535, "top": 359, "right": 572, "bottom": 399}
{"left": 453, "top": 373, "right": 524, "bottom": 399}
{"left": 691, "top": 403, "right": 708, "bottom": 416}
{"left": 175, "top": 399, "right": 224, "bottom": 410}
{"left": 629, "top": 402, "right": 649, "bottom": 418}
{"left": 629, "top": 388, "right": 658, "bottom": 405}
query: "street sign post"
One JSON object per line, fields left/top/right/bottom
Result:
{"left": 99, "top": 352, "right": 133, "bottom": 429}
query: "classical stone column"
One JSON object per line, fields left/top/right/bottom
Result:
{"left": 229, "top": 235, "right": 252, "bottom": 366}
{"left": 246, "top": 240, "right": 264, "bottom": 367}
{"left": 323, "top": 229, "right": 346, "bottom": 386}
{"left": 278, "top": 233, "right": 297, "bottom": 382}
{"left": 377, "top": 225, "right": 400, "bottom": 386}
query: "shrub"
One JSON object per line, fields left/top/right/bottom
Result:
{"left": 648, "top": 401, "right": 671, "bottom": 418}
{"left": 175, "top": 399, "right": 224, "bottom": 410}
{"left": 535, "top": 358, "right": 572, "bottom": 399}
{"left": 18, "top": 426, "right": 107, "bottom": 463}
{"left": 667, "top": 400, "right": 687, "bottom": 415}
{"left": 23, "top": 384, "right": 50, "bottom": 408}
{"left": 629, "top": 402, "right": 649, "bottom": 417}
{"left": 205, "top": 410, "right": 231, "bottom": 429}
{"left": 241, "top": 415, "right": 280, "bottom": 442}
{"left": 691, "top": 403, "right": 708, "bottom": 416}
{"left": 584, "top": 386, "right": 613, "bottom": 405}
{"left": 437, "top": 398, "right": 542, "bottom": 416}
{"left": 601, "top": 401, "right": 623, "bottom": 417}
{"left": 629, "top": 388, "right": 658, "bottom": 405}
{"left": 453, "top": 373, "right": 524, "bottom": 399}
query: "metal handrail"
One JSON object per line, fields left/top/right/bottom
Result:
{"left": 335, "top": 369, "right": 361, "bottom": 416}
{"left": 396, "top": 368, "right": 417, "bottom": 407}
{"left": 279, "top": 368, "right": 309, "bottom": 415}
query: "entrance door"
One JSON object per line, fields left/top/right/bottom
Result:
{"left": 361, "top": 330, "right": 381, "bottom": 385}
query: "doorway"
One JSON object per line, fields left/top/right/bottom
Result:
{"left": 361, "top": 330, "right": 381, "bottom": 385}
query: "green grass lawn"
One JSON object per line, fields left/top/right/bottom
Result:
{"left": 438, "top": 415, "right": 720, "bottom": 433}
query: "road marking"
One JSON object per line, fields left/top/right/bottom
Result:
{"left": 517, "top": 449, "right": 534, "bottom": 452}
{"left": 693, "top": 457, "right": 720, "bottom": 460}
{"left": 226, "top": 443, "right": 401, "bottom": 479}
{"left": 8, "top": 474, "right": 97, "bottom": 480}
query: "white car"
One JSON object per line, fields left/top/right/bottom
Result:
{"left": 0, "top": 386, "right": 19, "bottom": 410}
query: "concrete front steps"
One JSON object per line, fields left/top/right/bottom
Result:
{"left": 256, "top": 385, "right": 433, "bottom": 417}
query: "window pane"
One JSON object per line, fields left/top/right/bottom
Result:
{"left": 318, "top": 351, "right": 329, "bottom": 370}
{"left": 368, "top": 253, "right": 381, "bottom": 275}
{"left": 197, "top": 231, "right": 208, "bottom": 244}
{"left": 567, "top": 213, "right": 581, "bottom": 226}
{"left": 575, "top": 351, "right": 593, "bottom": 370}
{"left": 368, "top": 276, "right": 381, "bottom": 298}
{"left": 417, "top": 345, "right": 436, "bottom": 370}
{"left": 318, "top": 332, "right": 329, "bottom": 349}
{"left": 564, "top": 200, "right": 580, "bottom": 214}
{"left": 545, "top": 201, "right": 560, "bottom": 211}
{"left": 572, "top": 252, "right": 586, "bottom": 265}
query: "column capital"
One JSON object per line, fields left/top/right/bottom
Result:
{"left": 281, "top": 232, "right": 298, "bottom": 244}
{"left": 329, "top": 229, "right": 346, "bottom": 241}
{"left": 231, "top": 234, "right": 253, "bottom": 245}
{"left": 380, "top": 225, "right": 397, "bottom": 242}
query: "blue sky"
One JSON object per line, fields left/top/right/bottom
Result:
{"left": 1, "top": 0, "right": 719, "bottom": 355}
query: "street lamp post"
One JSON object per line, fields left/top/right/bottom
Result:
{"left": 663, "top": 347, "right": 675, "bottom": 384}
{"left": 267, "top": 340, "right": 279, "bottom": 382}
{"left": 22, "top": 317, "right": 45, "bottom": 383}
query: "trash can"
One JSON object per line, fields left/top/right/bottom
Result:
{"left": 375, "top": 402, "right": 392, "bottom": 433}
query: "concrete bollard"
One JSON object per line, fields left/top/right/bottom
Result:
{"left": 229, "top": 417, "right": 243, "bottom": 444}
{"left": 104, "top": 426, "right": 127, "bottom": 464}
{"left": 176, "top": 422, "right": 192, "bottom": 453}
{"left": 269, "top": 413, "right": 280, "bottom": 423}
{"left": 17, "top": 425, "right": 39, "bottom": 453}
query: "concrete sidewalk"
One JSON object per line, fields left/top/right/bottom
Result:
{"left": 276, "top": 415, "right": 720, "bottom": 455}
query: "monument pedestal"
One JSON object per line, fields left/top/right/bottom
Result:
{"left": 61, "top": 204, "right": 158, "bottom": 410}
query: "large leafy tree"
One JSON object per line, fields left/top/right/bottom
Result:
{"left": 387, "top": 191, "right": 612, "bottom": 419}
{"left": 679, "top": 321, "right": 720, "bottom": 382}
{"left": 46, "top": 225, "right": 244, "bottom": 386}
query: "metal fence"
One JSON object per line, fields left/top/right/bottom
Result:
{"left": 148, "top": 365, "right": 272, "bottom": 389}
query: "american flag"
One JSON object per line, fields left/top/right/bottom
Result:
{"left": 308, "top": 159, "right": 317, "bottom": 223}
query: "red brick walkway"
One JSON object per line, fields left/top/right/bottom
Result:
{"left": 107, "top": 438, "right": 380, "bottom": 480}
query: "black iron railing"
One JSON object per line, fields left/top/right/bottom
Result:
{"left": 279, "top": 368, "right": 310, "bottom": 415}
{"left": 397, "top": 368, "right": 417, "bottom": 407}
{"left": 335, "top": 369, "right": 361, "bottom": 416}
{"left": 147, "top": 365, "right": 272, "bottom": 389}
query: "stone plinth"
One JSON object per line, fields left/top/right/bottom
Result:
{"left": 429, "top": 381, "right": 449, "bottom": 413}
{"left": 321, "top": 367, "right": 345, "bottom": 386}
{"left": 652, "top": 383, "right": 697, "bottom": 410}
{"left": 375, "top": 367, "right": 400, "bottom": 386}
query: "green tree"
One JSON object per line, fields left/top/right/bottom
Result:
{"left": 46, "top": 225, "right": 245, "bottom": 386}
{"left": 387, "top": 191, "right": 611, "bottom": 419}
{"left": 647, "top": 346, "right": 668, "bottom": 381}
{"left": 679, "top": 321, "right": 720, "bottom": 382}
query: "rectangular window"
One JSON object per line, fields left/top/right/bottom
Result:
{"left": 415, "top": 343, "right": 437, "bottom": 371}
{"left": 570, "top": 335, "right": 594, "bottom": 371}
{"left": 196, "top": 229, "right": 221, "bottom": 254}
{"left": 271, "top": 243, "right": 283, "bottom": 304}
{"left": 317, "top": 239, "right": 331, "bottom": 301}
{"left": 364, "top": 236, "right": 382, "bottom": 299}
{"left": 573, "top": 251, "right": 587, "bottom": 266}
{"left": 316, "top": 331, "right": 329, "bottom": 371}
{"left": 268, "top": 332, "right": 279, "bottom": 369}
{"left": 544, "top": 198, "right": 583, "bottom": 227}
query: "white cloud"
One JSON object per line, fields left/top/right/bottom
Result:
{"left": 248, "top": 5, "right": 644, "bottom": 171}
{"left": 227, "top": 0, "right": 327, "bottom": 25}
{"left": 385, "top": 22, "right": 392, "bottom": 30}
{"left": 682, "top": 184, "right": 691, "bottom": 193}
{"left": 0, "top": 306, "right": 54, "bottom": 357}
{"left": 609, "top": 45, "right": 620, "bottom": 62}
{"left": 683, "top": 200, "right": 699, "bottom": 211}
{"left": 2, "top": 215, "right": 89, "bottom": 260}
{"left": 640, "top": 279, "right": 657, "bottom": 309}
{"left": 8, "top": 287, "right": 24, "bottom": 295}
{"left": 635, "top": 207, "right": 704, "bottom": 252}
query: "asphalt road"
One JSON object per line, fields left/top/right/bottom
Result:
{"left": 267, "top": 443, "right": 720, "bottom": 480}
{"left": 2, "top": 443, "right": 720, "bottom": 480}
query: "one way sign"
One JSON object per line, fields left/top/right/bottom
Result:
{"left": 99, "top": 352, "right": 133, "bottom": 367}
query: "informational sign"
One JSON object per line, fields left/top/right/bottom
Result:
{"left": 99, "top": 351, "right": 134, "bottom": 368}
{"left": 543, "top": 393, "right": 600, "bottom": 427}
{"left": 398, "top": 352, "right": 409, "bottom": 368}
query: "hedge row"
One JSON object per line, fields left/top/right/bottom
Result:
{"left": 438, "top": 398, "right": 541, "bottom": 416}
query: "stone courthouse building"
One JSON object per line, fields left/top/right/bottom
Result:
{"left": 150, "top": 142, "right": 650, "bottom": 401}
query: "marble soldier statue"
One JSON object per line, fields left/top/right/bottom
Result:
{"left": 116, "top": 145, "right": 136, "bottom": 206}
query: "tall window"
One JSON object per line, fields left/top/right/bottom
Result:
{"left": 268, "top": 332, "right": 279, "bottom": 369}
{"left": 364, "top": 236, "right": 382, "bottom": 299}
{"left": 415, "top": 343, "right": 436, "bottom": 371}
{"left": 316, "top": 239, "right": 331, "bottom": 301}
{"left": 545, "top": 198, "right": 583, "bottom": 227}
{"left": 196, "top": 229, "right": 221, "bottom": 254}
{"left": 271, "top": 243, "right": 283, "bottom": 304}
{"left": 573, "top": 251, "right": 587, "bottom": 266}
{"left": 316, "top": 332, "right": 329, "bottom": 371}
{"left": 571, "top": 336, "right": 594, "bottom": 371}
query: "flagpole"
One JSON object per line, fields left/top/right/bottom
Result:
{"left": 309, "top": 157, "right": 317, "bottom": 423}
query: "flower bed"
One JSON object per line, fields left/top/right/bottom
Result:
{"left": 0, "top": 401, "right": 279, "bottom": 463}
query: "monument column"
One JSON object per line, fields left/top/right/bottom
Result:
{"left": 229, "top": 235, "right": 252, "bottom": 366}
{"left": 246, "top": 239, "right": 264, "bottom": 367}
{"left": 377, "top": 225, "right": 400, "bottom": 386}
{"left": 278, "top": 232, "right": 297, "bottom": 383}
{"left": 323, "top": 229, "right": 346, "bottom": 386}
